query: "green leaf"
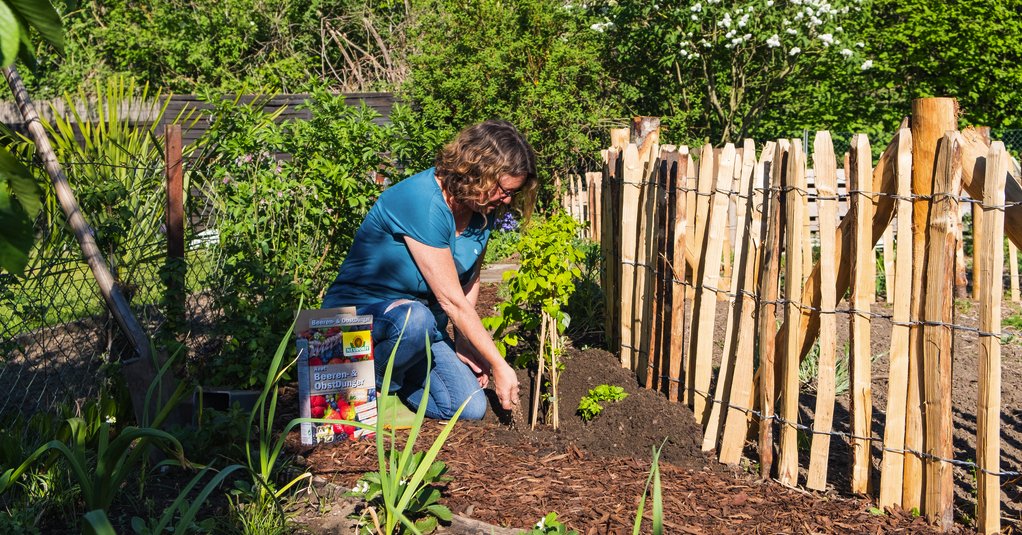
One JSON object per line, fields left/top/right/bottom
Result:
{"left": 7, "top": 0, "right": 64, "bottom": 53}
{"left": 426, "top": 503, "right": 453, "bottom": 522}
{"left": 0, "top": 2, "right": 21, "bottom": 67}
{"left": 0, "top": 182, "right": 33, "bottom": 274}
{"left": 0, "top": 146, "right": 42, "bottom": 220}
{"left": 83, "top": 510, "right": 117, "bottom": 535}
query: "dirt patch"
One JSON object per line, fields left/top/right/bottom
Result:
{"left": 292, "top": 284, "right": 953, "bottom": 533}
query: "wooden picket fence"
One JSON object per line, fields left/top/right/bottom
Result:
{"left": 563, "top": 101, "right": 1022, "bottom": 534}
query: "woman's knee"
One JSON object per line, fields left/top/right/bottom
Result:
{"left": 383, "top": 300, "right": 436, "bottom": 346}
{"left": 436, "top": 389, "right": 487, "bottom": 420}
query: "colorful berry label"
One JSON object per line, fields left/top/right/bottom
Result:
{"left": 296, "top": 309, "right": 377, "bottom": 445}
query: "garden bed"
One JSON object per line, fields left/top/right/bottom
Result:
{"left": 287, "top": 284, "right": 953, "bottom": 533}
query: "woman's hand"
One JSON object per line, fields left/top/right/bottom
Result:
{"left": 455, "top": 334, "right": 491, "bottom": 388}
{"left": 491, "top": 361, "right": 519, "bottom": 410}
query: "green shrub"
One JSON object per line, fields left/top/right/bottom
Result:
{"left": 577, "top": 384, "right": 628, "bottom": 422}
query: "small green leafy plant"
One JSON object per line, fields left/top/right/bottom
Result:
{"left": 526, "top": 512, "right": 578, "bottom": 535}
{"left": 577, "top": 384, "right": 628, "bottom": 422}
{"left": 482, "top": 212, "right": 584, "bottom": 430}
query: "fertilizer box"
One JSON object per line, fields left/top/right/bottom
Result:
{"left": 295, "top": 308, "right": 377, "bottom": 445}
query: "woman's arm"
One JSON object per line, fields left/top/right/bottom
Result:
{"left": 404, "top": 236, "right": 519, "bottom": 410}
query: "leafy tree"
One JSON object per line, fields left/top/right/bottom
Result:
{"left": 597, "top": 0, "right": 870, "bottom": 145}
{"left": 405, "top": 0, "right": 620, "bottom": 188}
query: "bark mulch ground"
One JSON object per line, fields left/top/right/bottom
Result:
{"left": 290, "top": 283, "right": 957, "bottom": 534}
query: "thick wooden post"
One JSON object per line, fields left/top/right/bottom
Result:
{"left": 906, "top": 98, "right": 959, "bottom": 511}
{"left": 619, "top": 144, "right": 642, "bottom": 370}
{"left": 633, "top": 118, "right": 660, "bottom": 382}
{"left": 647, "top": 146, "right": 673, "bottom": 390}
{"left": 166, "top": 124, "right": 184, "bottom": 260}
{"left": 879, "top": 128, "right": 914, "bottom": 509}
{"left": 976, "top": 142, "right": 1006, "bottom": 535}
{"left": 1010, "top": 241, "right": 1020, "bottom": 302}
{"left": 685, "top": 144, "right": 714, "bottom": 404}
{"left": 806, "top": 132, "right": 839, "bottom": 490}
{"left": 923, "top": 133, "right": 960, "bottom": 529}
{"left": 973, "top": 199, "right": 985, "bottom": 299}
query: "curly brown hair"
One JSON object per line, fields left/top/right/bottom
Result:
{"left": 435, "top": 120, "right": 539, "bottom": 220}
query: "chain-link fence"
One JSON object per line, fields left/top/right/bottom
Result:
{"left": 0, "top": 158, "right": 225, "bottom": 416}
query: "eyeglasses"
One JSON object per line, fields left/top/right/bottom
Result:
{"left": 495, "top": 182, "right": 517, "bottom": 202}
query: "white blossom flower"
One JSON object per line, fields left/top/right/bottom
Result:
{"left": 766, "top": 0, "right": 774, "bottom": 6}
{"left": 794, "top": 11, "right": 804, "bottom": 20}
{"left": 818, "top": 33, "right": 834, "bottom": 46}
{"left": 690, "top": 2, "right": 702, "bottom": 12}
{"left": 855, "top": 41, "right": 865, "bottom": 48}
{"left": 767, "top": 34, "right": 781, "bottom": 47}
{"left": 691, "top": 13, "right": 699, "bottom": 20}
{"left": 861, "top": 59, "right": 874, "bottom": 70}
{"left": 725, "top": 29, "right": 737, "bottom": 38}
{"left": 786, "top": 27, "right": 798, "bottom": 35}
{"left": 738, "top": 13, "right": 750, "bottom": 27}
{"left": 691, "top": 52, "right": 700, "bottom": 58}
{"left": 701, "top": 38, "right": 712, "bottom": 48}
{"left": 718, "top": 13, "right": 732, "bottom": 27}
{"left": 743, "top": 33, "right": 751, "bottom": 40}
{"left": 835, "top": 26, "right": 843, "bottom": 33}
{"left": 789, "top": 46, "right": 802, "bottom": 55}
{"left": 810, "top": 16, "right": 822, "bottom": 25}
{"left": 840, "top": 48, "right": 853, "bottom": 58}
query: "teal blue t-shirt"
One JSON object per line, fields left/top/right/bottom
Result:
{"left": 322, "top": 168, "right": 491, "bottom": 308}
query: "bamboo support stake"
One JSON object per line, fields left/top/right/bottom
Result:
{"left": 806, "top": 132, "right": 840, "bottom": 490}
{"left": 619, "top": 144, "right": 642, "bottom": 369}
{"left": 922, "top": 133, "right": 961, "bottom": 529}
{"left": 849, "top": 134, "right": 874, "bottom": 495}
{"left": 878, "top": 128, "right": 914, "bottom": 509}
{"left": 691, "top": 144, "right": 736, "bottom": 423}
{"left": 719, "top": 140, "right": 773, "bottom": 465}
{"left": 532, "top": 311, "right": 547, "bottom": 429}
{"left": 703, "top": 140, "right": 754, "bottom": 451}
{"left": 777, "top": 139, "right": 806, "bottom": 486}
{"left": 758, "top": 140, "right": 788, "bottom": 479}
{"left": 976, "top": 141, "right": 1006, "bottom": 535}
{"left": 1011, "top": 241, "right": 1020, "bottom": 302}
{"left": 668, "top": 149, "right": 690, "bottom": 402}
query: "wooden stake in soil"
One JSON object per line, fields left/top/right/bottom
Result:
{"left": 601, "top": 148, "right": 622, "bottom": 352}
{"left": 806, "top": 132, "right": 840, "bottom": 491}
{"left": 778, "top": 139, "right": 806, "bottom": 486}
{"left": 882, "top": 225, "right": 894, "bottom": 302}
{"left": 589, "top": 171, "right": 602, "bottom": 242}
{"left": 922, "top": 132, "right": 961, "bottom": 529}
{"left": 849, "top": 134, "right": 874, "bottom": 495}
{"left": 632, "top": 118, "right": 661, "bottom": 380}
{"left": 690, "top": 144, "right": 736, "bottom": 424}
{"left": 976, "top": 141, "right": 1006, "bottom": 535}
{"left": 878, "top": 128, "right": 914, "bottom": 509}
{"left": 647, "top": 146, "right": 674, "bottom": 390}
{"left": 973, "top": 197, "right": 986, "bottom": 299}
{"left": 668, "top": 148, "right": 691, "bottom": 402}
{"left": 758, "top": 140, "right": 788, "bottom": 479}
{"left": 719, "top": 140, "right": 774, "bottom": 465}
{"left": 703, "top": 140, "right": 755, "bottom": 452}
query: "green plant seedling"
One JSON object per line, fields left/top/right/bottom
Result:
{"left": 633, "top": 439, "right": 666, "bottom": 535}
{"left": 130, "top": 463, "right": 246, "bottom": 535}
{"left": 577, "top": 384, "right": 628, "bottom": 422}
{"left": 526, "top": 512, "right": 579, "bottom": 535}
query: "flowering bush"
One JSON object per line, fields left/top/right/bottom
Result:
{"left": 596, "top": 0, "right": 870, "bottom": 142}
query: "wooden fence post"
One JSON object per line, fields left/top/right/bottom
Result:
{"left": 806, "top": 132, "right": 840, "bottom": 491}
{"left": 685, "top": 144, "right": 714, "bottom": 404}
{"left": 668, "top": 148, "right": 690, "bottom": 402}
{"left": 647, "top": 146, "right": 673, "bottom": 390}
{"left": 1011, "top": 241, "right": 1020, "bottom": 302}
{"left": 633, "top": 118, "right": 661, "bottom": 382}
{"left": 923, "top": 132, "right": 961, "bottom": 529}
{"left": 976, "top": 141, "right": 1007, "bottom": 535}
{"left": 882, "top": 226, "right": 894, "bottom": 301}
{"left": 600, "top": 148, "right": 621, "bottom": 353}
{"left": 619, "top": 144, "right": 642, "bottom": 370}
{"left": 691, "top": 144, "right": 735, "bottom": 424}
{"left": 778, "top": 139, "right": 806, "bottom": 486}
{"left": 906, "top": 97, "right": 959, "bottom": 511}
{"left": 849, "top": 134, "right": 874, "bottom": 495}
{"left": 719, "top": 140, "right": 774, "bottom": 465}
{"left": 703, "top": 140, "right": 755, "bottom": 452}
{"left": 758, "top": 140, "right": 788, "bottom": 479}
{"left": 878, "top": 127, "right": 914, "bottom": 509}
{"left": 973, "top": 200, "right": 985, "bottom": 299}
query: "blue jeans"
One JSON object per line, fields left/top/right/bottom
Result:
{"left": 356, "top": 300, "right": 487, "bottom": 420}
